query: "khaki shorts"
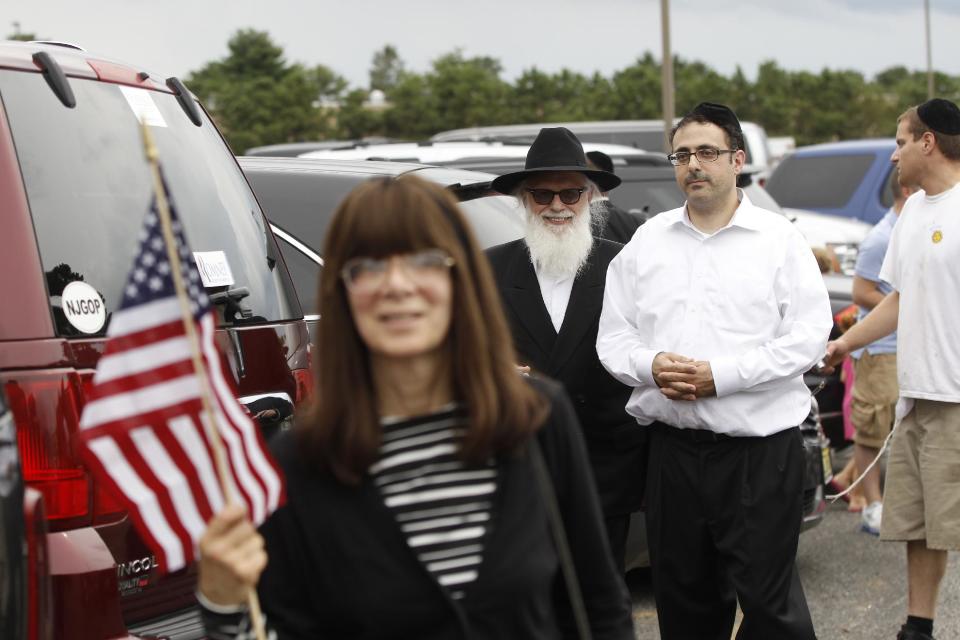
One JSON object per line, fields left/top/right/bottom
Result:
{"left": 851, "top": 352, "right": 898, "bottom": 449}
{"left": 881, "top": 399, "right": 960, "bottom": 550}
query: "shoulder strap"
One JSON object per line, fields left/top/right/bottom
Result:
{"left": 529, "top": 438, "right": 593, "bottom": 640}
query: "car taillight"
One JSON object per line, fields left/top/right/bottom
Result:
{"left": 77, "top": 372, "right": 126, "bottom": 525}
{"left": 292, "top": 367, "right": 314, "bottom": 405}
{"left": 3, "top": 371, "right": 91, "bottom": 530}
{"left": 92, "top": 479, "right": 127, "bottom": 525}
{"left": 291, "top": 340, "right": 314, "bottom": 406}
{"left": 23, "top": 487, "right": 53, "bottom": 640}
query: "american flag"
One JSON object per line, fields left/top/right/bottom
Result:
{"left": 78, "top": 178, "right": 285, "bottom": 574}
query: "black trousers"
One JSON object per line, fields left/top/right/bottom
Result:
{"left": 604, "top": 513, "right": 631, "bottom": 573}
{"left": 645, "top": 423, "right": 816, "bottom": 640}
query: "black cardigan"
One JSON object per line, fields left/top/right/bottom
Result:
{"left": 220, "top": 377, "right": 634, "bottom": 639}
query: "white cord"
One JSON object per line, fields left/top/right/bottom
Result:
{"left": 825, "top": 419, "right": 897, "bottom": 502}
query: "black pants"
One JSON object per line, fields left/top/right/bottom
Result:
{"left": 604, "top": 513, "right": 631, "bottom": 573}
{"left": 645, "top": 423, "right": 816, "bottom": 640}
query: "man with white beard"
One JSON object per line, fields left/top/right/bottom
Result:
{"left": 485, "top": 127, "right": 647, "bottom": 572}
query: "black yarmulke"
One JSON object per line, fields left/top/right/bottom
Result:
{"left": 918, "top": 98, "right": 960, "bottom": 135}
{"left": 689, "top": 102, "right": 743, "bottom": 135}
{"left": 586, "top": 150, "right": 615, "bottom": 174}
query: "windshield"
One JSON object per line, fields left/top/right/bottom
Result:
{"left": 743, "top": 184, "right": 783, "bottom": 213}
{"left": 609, "top": 170, "right": 685, "bottom": 218}
{"left": 0, "top": 72, "right": 299, "bottom": 336}
{"left": 766, "top": 153, "right": 875, "bottom": 210}
{"left": 258, "top": 174, "right": 524, "bottom": 318}
{"left": 457, "top": 194, "right": 525, "bottom": 248}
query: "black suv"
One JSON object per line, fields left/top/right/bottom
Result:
{"left": 238, "top": 157, "right": 526, "bottom": 329}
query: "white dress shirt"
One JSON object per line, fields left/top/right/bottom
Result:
{"left": 533, "top": 263, "right": 574, "bottom": 333}
{"left": 597, "top": 192, "right": 832, "bottom": 437}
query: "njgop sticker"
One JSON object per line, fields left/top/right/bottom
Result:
{"left": 61, "top": 281, "right": 107, "bottom": 334}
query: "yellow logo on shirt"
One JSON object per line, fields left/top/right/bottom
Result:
{"left": 932, "top": 230, "right": 943, "bottom": 244}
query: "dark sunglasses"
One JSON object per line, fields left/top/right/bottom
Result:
{"left": 526, "top": 187, "right": 586, "bottom": 206}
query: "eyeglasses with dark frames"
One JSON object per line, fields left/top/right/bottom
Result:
{"left": 526, "top": 187, "right": 586, "bottom": 206}
{"left": 667, "top": 148, "right": 737, "bottom": 166}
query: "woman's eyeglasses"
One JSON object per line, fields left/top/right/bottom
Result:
{"left": 526, "top": 187, "right": 586, "bottom": 206}
{"left": 341, "top": 249, "right": 455, "bottom": 294}
{"left": 667, "top": 148, "right": 736, "bottom": 166}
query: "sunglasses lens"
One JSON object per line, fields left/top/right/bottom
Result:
{"left": 528, "top": 189, "right": 583, "bottom": 205}
{"left": 530, "top": 190, "right": 553, "bottom": 205}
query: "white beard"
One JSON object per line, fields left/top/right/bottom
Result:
{"left": 523, "top": 204, "right": 594, "bottom": 279}
{"left": 589, "top": 199, "right": 611, "bottom": 236}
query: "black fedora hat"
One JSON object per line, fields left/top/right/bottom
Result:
{"left": 491, "top": 127, "right": 621, "bottom": 194}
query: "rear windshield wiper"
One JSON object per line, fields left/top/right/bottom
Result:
{"left": 32, "top": 51, "right": 76, "bottom": 108}
{"left": 210, "top": 286, "right": 253, "bottom": 322}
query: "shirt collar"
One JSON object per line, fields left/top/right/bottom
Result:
{"left": 666, "top": 189, "right": 765, "bottom": 234}
{"left": 531, "top": 258, "right": 575, "bottom": 284}
{"left": 725, "top": 191, "right": 768, "bottom": 231}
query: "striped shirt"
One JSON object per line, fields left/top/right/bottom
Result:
{"left": 371, "top": 406, "right": 497, "bottom": 600}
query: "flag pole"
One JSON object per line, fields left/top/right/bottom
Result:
{"left": 140, "top": 122, "right": 268, "bottom": 640}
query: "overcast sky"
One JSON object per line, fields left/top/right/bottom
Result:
{"left": 4, "top": 0, "right": 960, "bottom": 88}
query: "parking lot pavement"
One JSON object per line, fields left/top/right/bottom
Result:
{"left": 629, "top": 499, "right": 960, "bottom": 639}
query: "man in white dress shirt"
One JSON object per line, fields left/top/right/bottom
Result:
{"left": 597, "top": 102, "right": 832, "bottom": 640}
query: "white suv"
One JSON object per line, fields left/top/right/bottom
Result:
{"left": 298, "top": 139, "right": 665, "bottom": 165}
{"left": 430, "top": 119, "right": 775, "bottom": 175}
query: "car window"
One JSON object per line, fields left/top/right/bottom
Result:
{"left": 766, "top": 154, "right": 875, "bottom": 211}
{"left": 878, "top": 165, "right": 895, "bottom": 209}
{"left": 457, "top": 195, "right": 526, "bottom": 248}
{"left": 247, "top": 170, "right": 360, "bottom": 254}
{"left": 253, "top": 170, "right": 524, "bottom": 316}
{"left": 632, "top": 131, "right": 671, "bottom": 154}
{"left": 253, "top": 168, "right": 526, "bottom": 252}
{"left": 444, "top": 161, "right": 686, "bottom": 220}
{"left": 743, "top": 184, "right": 783, "bottom": 213}
{"left": 575, "top": 132, "right": 621, "bottom": 146}
{"left": 275, "top": 236, "right": 320, "bottom": 316}
{"left": 610, "top": 174, "right": 684, "bottom": 219}
{"left": 578, "top": 130, "right": 666, "bottom": 153}
{"left": 0, "top": 72, "right": 299, "bottom": 335}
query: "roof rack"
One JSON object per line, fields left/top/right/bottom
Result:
{"left": 30, "top": 40, "right": 86, "bottom": 51}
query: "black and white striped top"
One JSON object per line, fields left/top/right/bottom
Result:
{"left": 370, "top": 406, "right": 497, "bottom": 600}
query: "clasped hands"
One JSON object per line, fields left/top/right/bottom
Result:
{"left": 652, "top": 352, "right": 716, "bottom": 401}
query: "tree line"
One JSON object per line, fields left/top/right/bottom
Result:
{"left": 13, "top": 28, "right": 955, "bottom": 154}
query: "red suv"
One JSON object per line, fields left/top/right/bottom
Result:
{"left": 0, "top": 41, "right": 311, "bottom": 638}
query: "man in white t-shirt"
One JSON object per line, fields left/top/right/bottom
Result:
{"left": 824, "top": 98, "right": 960, "bottom": 640}
{"left": 848, "top": 174, "right": 916, "bottom": 537}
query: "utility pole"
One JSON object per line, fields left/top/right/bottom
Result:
{"left": 660, "top": 0, "right": 675, "bottom": 153}
{"left": 925, "top": 0, "right": 934, "bottom": 99}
